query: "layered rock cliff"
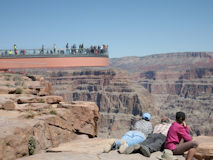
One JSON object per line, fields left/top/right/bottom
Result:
{"left": 0, "top": 73, "right": 100, "bottom": 160}
{"left": 110, "top": 52, "right": 213, "bottom": 136}
{"left": 24, "top": 52, "right": 213, "bottom": 136}
{"left": 45, "top": 69, "right": 160, "bottom": 137}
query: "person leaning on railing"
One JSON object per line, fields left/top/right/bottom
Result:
{"left": 14, "top": 44, "right": 17, "bottom": 55}
{"left": 41, "top": 44, "right": 44, "bottom": 54}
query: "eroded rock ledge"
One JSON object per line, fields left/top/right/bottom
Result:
{"left": 0, "top": 73, "right": 100, "bottom": 160}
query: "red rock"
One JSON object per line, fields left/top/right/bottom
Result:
{"left": 193, "top": 136, "right": 213, "bottom": 160}
{"left": 17, "top": 96, "right": 44, "bottom": 104}
{"left": 1, "top": 101, "right": 16, "bottom": 110}
{"left": 42, "top": 96, "right": 63, "bottom": 104}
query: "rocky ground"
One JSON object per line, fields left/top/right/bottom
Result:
{"left": 0, "top": 73, "right": 100, "bottom": 160}
{"left": 17, "top": 135, "right": 185, "bottom": 160}
{"left": 0, "top": 72, "right": 212, "bottom": 160}
{"left": 17, "top": 135, "right": 213, "bottom": 160}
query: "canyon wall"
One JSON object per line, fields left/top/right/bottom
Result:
{"left": 110, "top": 52, "right": 213, "bottom": 136}
{"left": 0, "top": 73, "right": 100, "bottom": 160}
{"left": 26, "top": 52, "right": 213, "bottom": 137}
{"left": 45, "top": 69, "right": 160, "bottom": 138}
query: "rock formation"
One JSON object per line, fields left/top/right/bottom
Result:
{"left": 110, "top": 52, "right": 213, "bottom": 136}
{"left": 0, "top": 73, "right": 100, "bottom": 160}
{"left": 24, "top": 52, "right": 213, "bottom": 137}
{"left": 44, "top": 69, "right": 160, "bottom": 137}
{"left": 16, "top": 135, "right": 213, "bottom": 160}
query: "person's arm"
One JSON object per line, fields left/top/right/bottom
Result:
{"left": 178, "top": 124, "right": 191, "bottom": 142}
{"left": 182, "top": 121, "right": 190, "bottom": 134}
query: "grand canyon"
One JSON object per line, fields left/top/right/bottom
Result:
{"left": 0, "top": 52, "right": 213, "bottom": 160}
{"left": 42, "top": 52, "right": 213, "bottom": 137}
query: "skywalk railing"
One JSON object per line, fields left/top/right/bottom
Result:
{"left": 0, "top": 48, "right": 108, "bottom": 58}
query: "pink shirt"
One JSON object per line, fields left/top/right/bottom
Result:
{"left": 164, "top": 121, "right": 191, "bottom": 150}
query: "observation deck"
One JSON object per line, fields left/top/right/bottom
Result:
{"left": 0, "top": 47, "right": 109, "bottom": 69}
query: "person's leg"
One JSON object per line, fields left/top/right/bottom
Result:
{"left": 124, "top": 133, "right": 155, "bottom": 155}
{"left": 120, "top": 131, "right": 145, "bottom": 154}
{"left": 114, "top": 139, "right": 121, "bottom": 148}
{"left": 126, "top": 131, "right": 146, "bottom": 146}
{"left": 186, "top": 148, "right": 197, "bottom": 160}
{"left": 113, "top": 131, "right": 134, "bottom": 149}
{"left": 103, "top": 131, "right": 133, "bottom": 153}
{"left": 118, "top": 131, "right": 133, "bottom": 153}
{"left": 103, "top": 139, "right": 117, "bottom": 153}
{"left": 138, "top": 133, "right": 166, "bottom": 157}
{"left": 112, "top": 131, "right": 133, "bottom": 152}
{"left": 124, "top": 144, "right": 141, "bottom": 154}
{"left": 145, "top": 133, "right": 166, "bottom": 153}
{"left": 141, "top": 134, "right": 155, "bottom": 145}
{"left": 173, "top": 141, "right": 198, "bottom": 155}
{"left": 137, "top": 134, "right": 156, "bottom": 157}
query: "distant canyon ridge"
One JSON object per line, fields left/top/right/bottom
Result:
{"left": 27, "top": 52, "right": 213, "bottom": 137}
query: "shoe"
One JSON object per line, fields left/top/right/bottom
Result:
{"left": 140, "top": 145, "right": 151, "bottom": 157}
{"left": 124, "top": 144, "right": 140, "bottom": 154}
{"left": 119, "top": 139, "right": 128, "bottom": 154}
{"left": 103, "top": 139, "right": 116, "bottom": 153}
{"left": 124, "top": 145, "right": 134, "bottom": 154}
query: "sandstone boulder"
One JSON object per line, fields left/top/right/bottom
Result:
{"left": 37, "top": 90, "right": 49, "bottom": 96}
{"left": 0, "top": 100, "right": 100, "bottom": 160}
{"left": 57, "top": 101, "right": 100, "bottom": 137}
{"left": 16, "top": 103, "right": 51, "bottom": 112}
{"left": 37, "top": 79, "right": 53, "bottom": 96}
{"left": 17, "top": 96, "right": 44, "bottom": 104}
{"left": 25, "top": 81, "right": 41, "bottom": 89}
{"left": 193, "top": 136, "right": 213, "bottom": 160}
{"left": 42, "top": 96, "right": 63, "bottom": 104}
{"left": 0, "top": 100, "right": 16, "bottom": 110}
{"left": 0, "top": 86, "right": 10, "bottom": 94}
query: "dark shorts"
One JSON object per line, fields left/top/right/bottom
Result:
{"left": 172, "top": 141, "right": 198, "bottom": 155}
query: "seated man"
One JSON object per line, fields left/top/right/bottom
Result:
{"left": 103, "top": 112, "right": 153, "bottom": 154}
{"left": 124, "top": 117, "right": 171, "bottom": 157}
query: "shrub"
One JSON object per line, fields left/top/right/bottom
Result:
{"left": 28, "top": 136, "right": 36, "bottom": 155}
{"left": 15, "top": 88, "right": 22, "bottom": 94}
{"left": 26, "top": 75, "right": 36, "bottom": 81}
{"left": 4, "top": 75, "right": 11, "bottom": 81}
{"left": 13, "top": 76, "right": 22, "bottom": 81}
{"left": 39, "top": 99, "right": 45, "bottom": 103}
{"left": 50, "top": 109, "right": 57, "bottom": 115}
{"left": 6, "top": 83, "right": 10, "bottom": 87}
{"left": 25, "top": 111, "right": 35, "bottom": 119}
{"left": 15, "top": 81, "right": 24, "bottom": 86}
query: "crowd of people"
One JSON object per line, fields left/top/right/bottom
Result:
{"left": 40, "top": 43, "right": 108, "bottom": 55}
{"left": 63, "top": 43, "right": 108, "bottom": 55}
{"left": 1, "top": 43, "right": 108, "bottom": 56}
{"left": 103, "top": 111, "right": 199, "bottom": 160}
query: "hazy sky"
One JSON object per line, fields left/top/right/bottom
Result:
{"left": 0, "top": 0, "right": 213, "bottom": 58}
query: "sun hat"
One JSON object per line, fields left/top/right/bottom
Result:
{"left": 161, "top": 117, "right": 170, "bottom": 123}
{"left": 142, "top": 112, "right": 151, "bottom": 121}
{"left": 157, "top": 149, "right": 178, "bottom": 160}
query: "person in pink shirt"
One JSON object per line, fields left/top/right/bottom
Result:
{"left": 164, "top": 112, "right": 198, "bottom": 160}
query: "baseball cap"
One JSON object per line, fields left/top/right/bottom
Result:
{"left": 142, "top": 112, "right": 151, "bottom": 121}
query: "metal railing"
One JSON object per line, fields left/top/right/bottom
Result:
{"left": 0, "top": 48, "right": 108, "bottom": 58}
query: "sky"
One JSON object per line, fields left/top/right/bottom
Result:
{"left": 0, "top": 0, "right": 213, "bottom": 58}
